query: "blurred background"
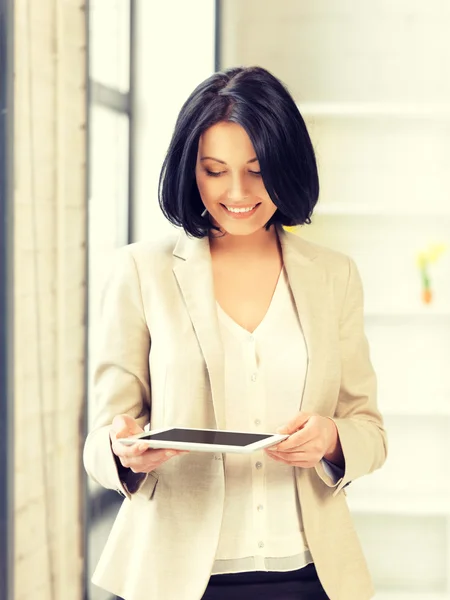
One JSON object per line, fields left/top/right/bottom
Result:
{"left": 1, "top": 1, "right": 450, "bottom": 599}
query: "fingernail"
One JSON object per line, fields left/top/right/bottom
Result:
{"left": 165, "top": 451, "right": 175, "bottom": 457}
{"left": 138, "top": 444, "right": 148, "bottom": 452}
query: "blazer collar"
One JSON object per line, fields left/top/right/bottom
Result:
{"left": 172, "top": 226, "right": 328, "bottom": 429}
{"left": 172, "top": 224, "right": 320, "bottom": 263}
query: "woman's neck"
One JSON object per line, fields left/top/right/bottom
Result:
{"left": 209, "top": 224, "right": 280, "bottom": 259}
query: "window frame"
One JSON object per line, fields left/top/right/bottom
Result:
{"left": 88, "top": 0, "right": 136, "bottom": 244}
{"left": 0, "top": 0, "right": 15, "bottom": 599}
{"left": 83, "top": 1, "right": 136, "bottom": 598}
{"left": 215, "top": 0, "right": 222, "bottom": 71}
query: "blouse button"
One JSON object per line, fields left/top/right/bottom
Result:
{"left": 255, "top": 461, "right": 263, "bottom": 470}
{"left": 251, "top": 373, "right": 257, "bottom": 382}
{"left": 254, "top": 419, "right": 261, "bottom": 426}
{"left": 257, "top": 504, "right": 264, "bottom": 512}
{"left": 258, "top": 541, "right": 265, "bottom": 549}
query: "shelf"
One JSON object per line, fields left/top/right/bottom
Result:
{"left": 313, "top": 204, "right": 450, "bottom": 217}
{"left": 347, "top": 492, "right": 450, "bottom": 516}
{"left": 364, "top": 310, "right": 450, "bottom": 318}
{"left": 379, "top": 409, "right": 450, "bottom": 418}
{"left": 297, "top": 102, "right": 450, "bottom": 120}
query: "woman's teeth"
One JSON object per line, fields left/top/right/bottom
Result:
{"left": 225, "top": 205, "right": 256, "bottom": 213}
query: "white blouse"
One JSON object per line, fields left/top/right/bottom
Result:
{"left": 212, "top": 267, "right": 313, "bottom": 575}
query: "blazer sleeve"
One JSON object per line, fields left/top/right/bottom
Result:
{"left": 315, "top": 256, "right": 388, "bottom": 496}
{"left": 83, "top": 246, "right": 152, "bottom": 500}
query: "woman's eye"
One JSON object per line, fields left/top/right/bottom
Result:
{"left": 204, "top": 169, "right": 261, "bottom": 177}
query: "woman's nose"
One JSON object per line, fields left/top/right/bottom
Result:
{"left": 227, "top": 176, "right": 249, "bottom": 201}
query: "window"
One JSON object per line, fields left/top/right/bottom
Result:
{"left": 85, "top": 2, "right": 135, "bottom": 598}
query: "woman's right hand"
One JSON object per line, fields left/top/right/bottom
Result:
{"left": 110, "top": 414, "right": 188, "bottom": 474}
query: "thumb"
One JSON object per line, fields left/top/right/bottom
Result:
{"left": 112, "top": 414, "right": 144, "bottom": 439}
{"left": 276, "top": 412, "right": 311, "bottom": 435}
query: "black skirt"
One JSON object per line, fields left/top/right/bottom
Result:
{"left": 201, "top": 563, "right": 330, "bottom": 600}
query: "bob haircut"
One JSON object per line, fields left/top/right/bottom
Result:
{"left": 158, "top": 66, "right": 319, "bottom": 238}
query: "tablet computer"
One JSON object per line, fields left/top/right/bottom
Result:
{"left": 118, "top": 427, "right": 288, "bottom": 454}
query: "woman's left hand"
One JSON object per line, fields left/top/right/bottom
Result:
{"left": 265, "top": 412, "right": 342, "bottom": 468}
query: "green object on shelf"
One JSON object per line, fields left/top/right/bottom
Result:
{"left": 416, "top": 243, "right": 447, "bottom": 305}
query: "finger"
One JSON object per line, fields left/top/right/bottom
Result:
{"left": 266, "top": 450, "right": 317, "bottom": 466}
{"left": 110, "top": 428, "right": 143, "bottom": 449}
{"left": 159, "top": 448, "right": 188, "bottom": 459}
{"left": 125, "top": 448, "right": 170, "bottom": 470}
{"left": 276, "top": 412, "right": 311, "bottom": 435}
{"left": 111, "top": 429, "right": 151, "bottom": 456}
{"left": 269, "top": 454, "right": 284, "bottom": 463}
{"left": 272, "top": 428, "right": 314, "bottom": 452}
{"left": 111, "top": 439, "right": 150, "bottom": 459}
{"left": 110, "top": 428, "right": 147, "bottom": 451}
{"left": 265, "top": 452, "right": 285, "bottom": 463}
{"left": 123, "top": 448, "right": 188, "bottom": 472}
{"left": 126, "top": 447, "right": 188, "bottom": 463}
{"left": 112, "top": 414, "right": 143, "bottom": 438}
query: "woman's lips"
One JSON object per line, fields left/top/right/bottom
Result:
{"left": 220, "top": 203, "right": 261, "bottom": 219}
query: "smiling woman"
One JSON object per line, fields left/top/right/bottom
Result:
{"left": 158, "top": 66, "right": 319, "bottom": 238}
{"left": 84, "top": 65, "right": 387, "bottom": 600}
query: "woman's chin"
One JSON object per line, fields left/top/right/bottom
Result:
{"left": 211, "top": 220, "right": 267, "bottom": 237}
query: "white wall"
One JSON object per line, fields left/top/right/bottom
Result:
{"left": 133, "top": 0, "right": 216, "bottom": 242}
{"left": 218, "top": 2, "right": 450, "bottom": 597}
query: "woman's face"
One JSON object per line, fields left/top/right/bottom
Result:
{"left": 195, "top": 121, "right": 277, "bottom": 236}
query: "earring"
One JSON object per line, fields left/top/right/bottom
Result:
{"left": 201, "top": 208, "right": 208, "bottom": 218}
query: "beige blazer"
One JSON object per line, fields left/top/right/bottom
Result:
{"left": 83, "top": 225, "right": 387, "bottom": 600}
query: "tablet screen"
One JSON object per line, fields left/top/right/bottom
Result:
{"left": 139, "top": 428, "right": 272, "bottom": 447}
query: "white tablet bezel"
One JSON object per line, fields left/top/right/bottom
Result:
{"left": 118, "top": 427, "right": 288, "bottom": 454}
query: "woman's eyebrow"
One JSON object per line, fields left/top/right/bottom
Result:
{"left": 200, "top": 156, "right": 258, "bottom": 164}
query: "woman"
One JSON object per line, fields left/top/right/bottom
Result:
{"left": 84, "top": 66, "right": 387, "bottom": 600}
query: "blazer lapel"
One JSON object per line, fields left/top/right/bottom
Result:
{"left": 278, "top": 227, "right": 330, "bottom": 414}
{"left": 173, "top": 231, "right": 226, "bottom": 430}
{"left": 172, "top": 226, "right": 331, "bottom": 430}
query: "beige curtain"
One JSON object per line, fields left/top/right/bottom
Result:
{"left": 14, "top": 1, "right": 87, "bottom": 599}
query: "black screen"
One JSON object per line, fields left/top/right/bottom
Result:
{"left": 139, "top": 428, "right": 272, "bottom": 446}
